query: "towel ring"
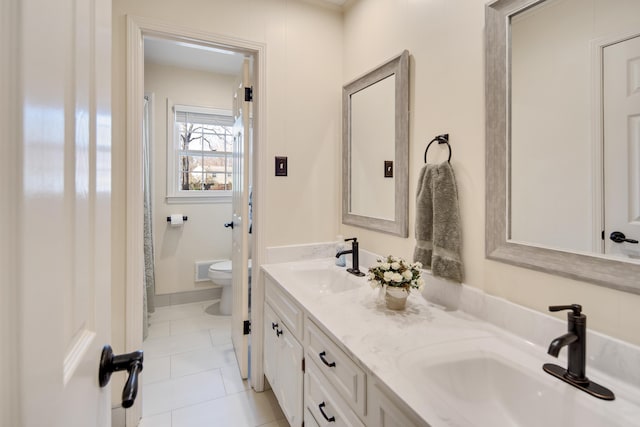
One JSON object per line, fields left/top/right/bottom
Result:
{"left": 424, "top": 134, "right": 451, "bottom": 163}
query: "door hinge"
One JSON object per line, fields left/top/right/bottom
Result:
{"left": 602, "top": 230, "right": 605, "bottom": 240}
{"left": 244, "top": 86, "right": 253, "bottom": 102}
{"left": 243, "top": 320, "right": 251, "bottom": 335}
{"left": 302, "top": 357, "right": 305, "bottom": 373}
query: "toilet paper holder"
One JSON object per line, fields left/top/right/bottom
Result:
{"left": 166, "top": 215, "right": 188, "bottom": 222}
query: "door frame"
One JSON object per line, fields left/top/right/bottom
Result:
{"left": 1, "top": 0, "right": 21, "bottom": 424}
{"left": 125, "top": 15, "right": 267, "bottom": 425}
{"left": 590, "top": 28, "right": 640, "bottom": 254}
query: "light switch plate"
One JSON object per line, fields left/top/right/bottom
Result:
{"left": 384, "top": 160, "right": 393, "bottom": 178}
{"left": 275, "top": 156, "right": 288, "bottom": 176}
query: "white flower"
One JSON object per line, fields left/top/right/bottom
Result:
{"left": 367, "top": 255, "right": 423, "bottom": 292}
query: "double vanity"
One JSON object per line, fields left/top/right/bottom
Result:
{"left": 261, "top": 254, "right": 640, "bottom": 427}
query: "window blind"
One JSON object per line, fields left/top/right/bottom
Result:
{"left": 175, "top": 109, "right": 235, "bottom": 127}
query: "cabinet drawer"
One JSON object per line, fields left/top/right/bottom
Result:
{"left": 368, "top": 380, "right": 425, "bottom": 427}
{"left": 305, "top": 359, "right": 365, "bottom": 427}
{"left": 265, "top": 276, "right": 304, "bottom": 341}
{"left": 305, "top": 407, "right": 320, "bottom": 427}
{"left": 306, "top": 319, "right": 366, "bottom": 417}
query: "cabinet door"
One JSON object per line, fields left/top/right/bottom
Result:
{"left": 263, "top": 304, "right": 279, "bottom": 387}
{"left": 277, "top": 324, "right": 304, "bottom": 427}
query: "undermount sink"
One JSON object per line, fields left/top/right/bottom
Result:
{"left": 284, "top": 260, "right": 364, "bottom": 294}
{"left": 397, "top": 337, "right": 630, "bottom": 427}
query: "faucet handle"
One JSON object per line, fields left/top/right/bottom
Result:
{"left": 344, "top": 237, "right": 357, "bottom": 243}
{"left": 549, "top": 304, "right": 582, "bottom": 316}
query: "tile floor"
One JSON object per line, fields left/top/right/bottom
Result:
{"left": 139, "top": 300, "right": 287, "bottom": 427}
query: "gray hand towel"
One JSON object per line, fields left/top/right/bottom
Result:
{"left": 413, "top": 161, "right": 463, "bottom": 282}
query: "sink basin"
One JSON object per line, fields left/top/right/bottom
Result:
{"left": 282, "top": 260, "right": 364, "bottom": 294}
{"left": 397, "top": 338, "right": 631, "bottom": 427}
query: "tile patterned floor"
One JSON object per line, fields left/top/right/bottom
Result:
{"left": 139, "top": 300, "right": 287, "bottom": 427}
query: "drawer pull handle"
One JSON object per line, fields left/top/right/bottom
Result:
{"left": 276, "top": 329, "right": 283, "bottom": 337}
{"left": 318, "top": 402, "right": 336, "bottom": 422}
{"left": 319, "top": 351, "right": 336, "bottom": 368}
{"left": 271, "top": 322, "right": 278, "bottom": 330}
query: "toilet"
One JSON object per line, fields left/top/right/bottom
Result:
{"left": 208, "top": 259, "right": 252, "bottom": 315}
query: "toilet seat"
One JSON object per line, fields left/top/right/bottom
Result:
{"left": 208, "top": 259, "right": 252, "bottom": 273}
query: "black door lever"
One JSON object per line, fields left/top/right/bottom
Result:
{"left": 610, "top": 231, "right": 639, "bottom": 244}
{"left": 99, "top": 345, "right": 144, "bottom": 408}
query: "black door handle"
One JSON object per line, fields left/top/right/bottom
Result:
{"left": 224, "top": 221, "right": 234, "bottom": 229}
{"left": 610, "top": 231, "right": 639, "bottom": 244}
{"left": 99, "top": 345, "right": 144, "bottom": 408}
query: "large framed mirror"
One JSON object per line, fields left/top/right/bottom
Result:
{"left": 342, "top": 50, "right": 409, "bottom": 237}
{"left": 486, "top": 0, "right": 640, "bottom": 293}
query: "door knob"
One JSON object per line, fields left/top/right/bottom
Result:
{"left": 609, "top": 231, "right": 639, "bottom": 244}
{"left": 99, "top": 345, "right": 144, "bottom": 408}
{"left": 224, "top": 221, "right": 234, "bottom": 229}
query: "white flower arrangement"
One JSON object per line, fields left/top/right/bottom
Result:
{"left": 367, "top": 255, "right": 424, "bottom": 293}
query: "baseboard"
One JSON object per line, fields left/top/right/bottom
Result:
{"left": 154, "top": 287, "right": 222, "bottom": 307}
{"left": 111, "top": 407, "right": 125, "bottom": 427}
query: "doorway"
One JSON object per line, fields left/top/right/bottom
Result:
{"left": 602, "top": 33, "right": 640, "bottom": 258}
{"left": 126, "top": 16, "right": 266, "bottom": 426}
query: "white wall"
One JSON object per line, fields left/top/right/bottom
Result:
{"left": 110, "top": 2, "right": 640, "bottom": 409}
{"left": 145, "top": 62, "right": 236, "bottom": 295}
{"left": 111, "top": 0, "right": 343, "bottom": 402}
{"left": 340, "top": 0, "right": 640, "bottom": 347}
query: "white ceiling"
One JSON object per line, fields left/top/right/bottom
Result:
{"left": 143, "top": 0, "right": 349, "bottom": 74}
{"left": 144, "top": 37, "right": 245, "bottom": 76}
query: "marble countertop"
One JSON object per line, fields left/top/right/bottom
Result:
{"left": 262, "top": 257, "right": 640, "bottom": 427}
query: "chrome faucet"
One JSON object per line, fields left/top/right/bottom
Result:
{"left": 543, "top": 304, "right": 615, "bottom": 400}
{"left": 335, "top": 237, "right": 365, "bottom": 277}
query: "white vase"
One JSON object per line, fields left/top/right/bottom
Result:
{"left": 385, "top": 287, "right": 408, "bottom": 310}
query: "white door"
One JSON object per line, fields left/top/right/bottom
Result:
{"left": 603, "top": 35, "right": 640, "bottom": 258}
{"left": 4, "top": 0, "right": 114, "bottom": 425}
{"left": 231, "top": 57, "right": 252, "bottom": 379}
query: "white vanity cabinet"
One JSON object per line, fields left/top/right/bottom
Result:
{"left": 264, "top": 274, "right": 424, "bottom": 427}
{"left": 264, "top": 278, "right": 304, "bottom": 427}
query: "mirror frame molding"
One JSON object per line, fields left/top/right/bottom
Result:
{"left": 485, "top": 0, "right": 640, "bottom": 294}
{"left": 342, "top": 50, "right": 410, "bottom": 237}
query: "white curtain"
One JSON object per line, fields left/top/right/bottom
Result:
{"left": 143, "top": 96, "right": 156, "bottom": 339}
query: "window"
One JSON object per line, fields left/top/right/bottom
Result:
{"left": 167, "top": 103, "right": 235, "bottom": 203}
